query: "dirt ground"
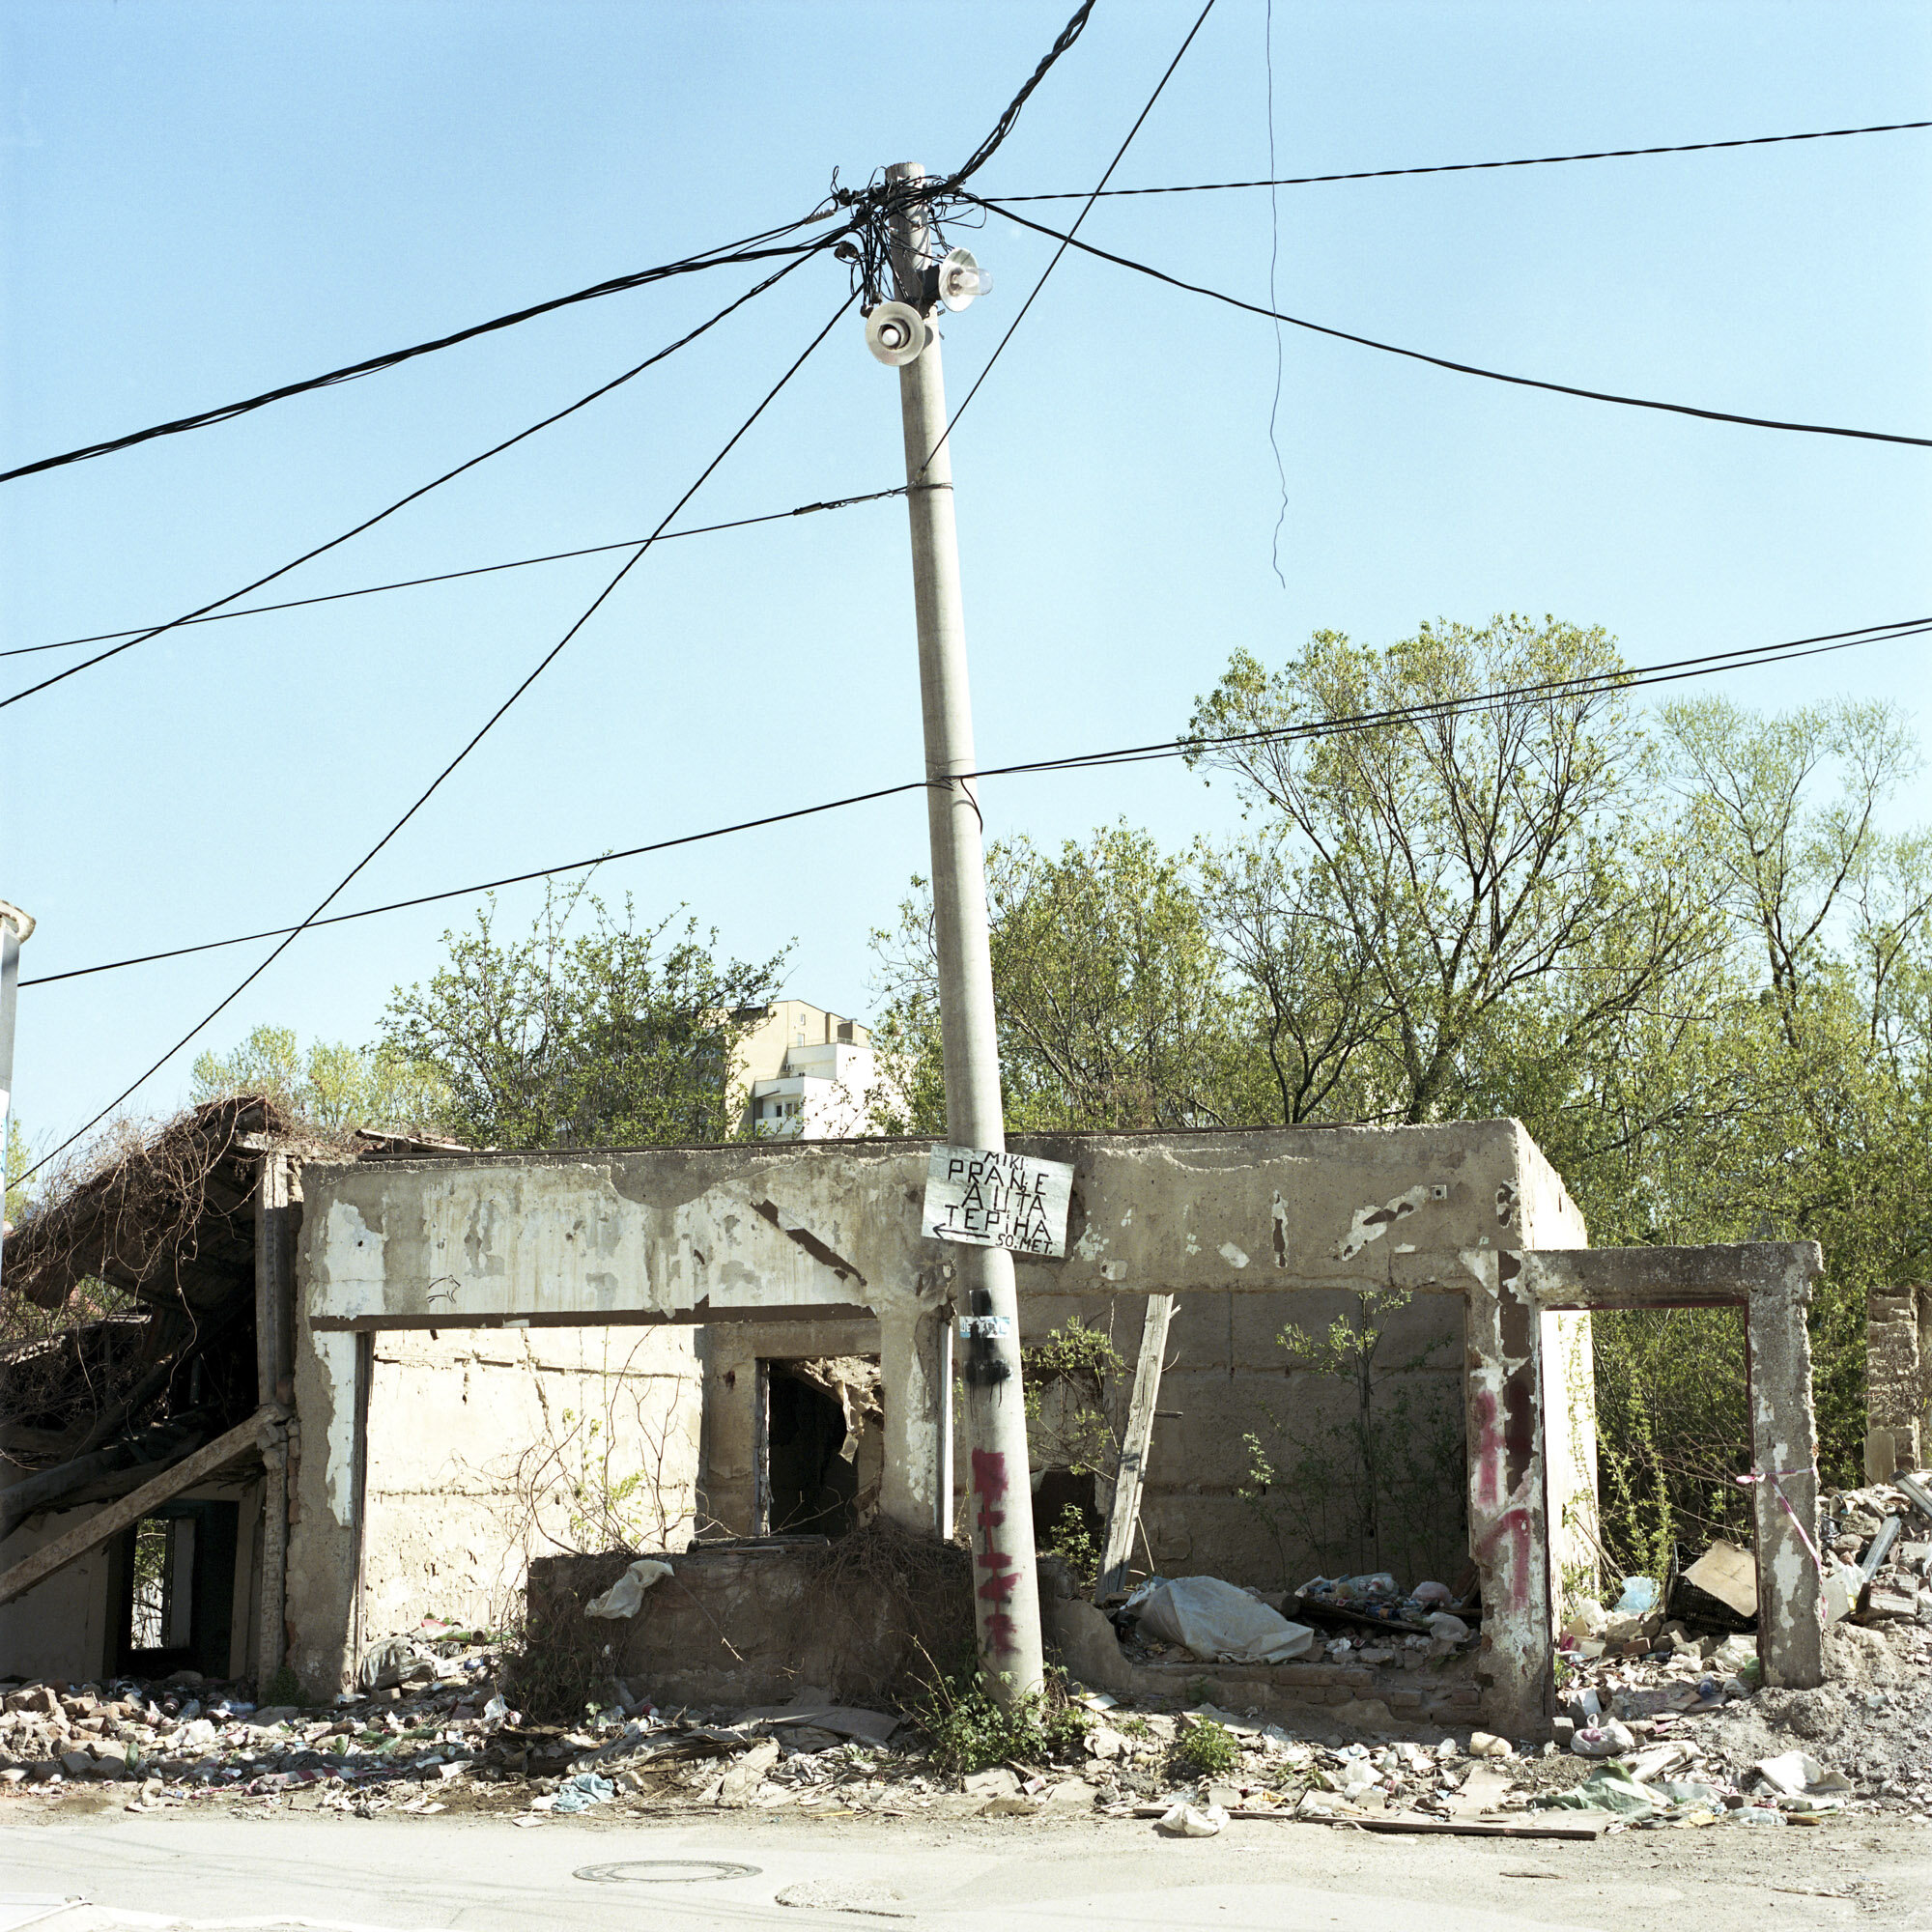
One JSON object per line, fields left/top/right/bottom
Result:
{"left": 4, "top": 1788, "right": 1931, "bottom": 1932}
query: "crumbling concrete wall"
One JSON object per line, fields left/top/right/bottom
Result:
{"left": 1866, "top": 1285, "right": 1930, "bottom": 1482}
{"left": 286, "top": 1317, "right": 697, "bottom": 1696}
{"left": 356, "top": 1326, "right": 699, "bottom": 1644}
{"left": 996, "top": 1289, "right": 1470, "bottom": 1594}
{"left": 524, "top": 1530, "right": 973, "bottom": 1712}
{"left": 0, "top": 1494, "right": 115, "bottom": 1682}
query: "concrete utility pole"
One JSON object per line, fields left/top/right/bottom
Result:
{"left": 878, "top": 161, "right": 1043, "bottom": 1702}
{"left": 0, "top": 901, "right": 35, "bottom": 1294}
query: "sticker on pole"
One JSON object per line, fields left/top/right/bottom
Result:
{"left": 923, "top": 1146, "right": 1073, "bottom": 1257}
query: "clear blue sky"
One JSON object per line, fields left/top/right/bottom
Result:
{"left": 4, "top": 0, "right": 1928, "bottom": 1168}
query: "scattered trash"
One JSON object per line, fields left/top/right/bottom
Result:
{"left": 1572, "top": 1721, "right": 1635, "bottom": 1758}
{"left": 1536, "top": 1765, "right": 1664, "bottom": 1816}
{"left": 1680, "top": 1542, "right": 1757, "bottom": 1620}
{"left": 1750, "top": 1752, "right": 1852, "bottom": 1808}
{"left": 1156, "top": 1799, "right": 1227, "bottom": 1836}
{"left": 4, "top": 1478, "right": 1928, "bottom": 1833}
{"left": 583, "top": 1559, "right": 674, "bottom": 1620}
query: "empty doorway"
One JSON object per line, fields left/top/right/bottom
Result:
{"left": 756, "top": 1357, "right": 882, "bottom": 1539}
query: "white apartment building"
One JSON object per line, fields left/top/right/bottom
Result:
{"left": 731, "top": 1000, "right": 885, "bottom": 1139}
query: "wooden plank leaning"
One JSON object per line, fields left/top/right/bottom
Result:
{"left": 0, "top": 1406, "right": 284, "bottom": 1608}
{"left": 1096, "top": 1293, "right": 1174, "bottom": 1602}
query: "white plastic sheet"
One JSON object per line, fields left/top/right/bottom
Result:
{"left": 1156, "top": 1800, "right": 1228, "bottom": 1836}
{"left": 584, "top": 1558, "right": 673, "bottom": 1619}
{"left": 1132, "top": 1577, "right": 1315, "bottom": 1663}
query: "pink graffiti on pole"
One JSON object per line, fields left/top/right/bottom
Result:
{"left": 970, "top": 1448, "right": 1019, "bottom": 1653}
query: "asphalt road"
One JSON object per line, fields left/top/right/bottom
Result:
{"left": 3, "top": 1806, "right": 1930, "bottom": 1932}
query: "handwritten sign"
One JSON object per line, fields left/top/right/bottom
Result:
{"left": 923, "top": 1145, "right": 1073, "bottom": 1257}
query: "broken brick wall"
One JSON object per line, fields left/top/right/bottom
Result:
{"left": 1865, "top": 1285, "right": 1931, "bottom": 1482}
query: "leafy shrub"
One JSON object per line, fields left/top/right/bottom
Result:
{"left": 1170, "top": 1718, "right": 1239, "bottom": 1779}
{"left": 1042, "top": 1502, "right": 1101, "bottom": 1592}
{"left": 915, "top": 1652, "right": 1089, "bottom": 1774}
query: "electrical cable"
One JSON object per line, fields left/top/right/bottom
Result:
{"left": 23, "top": 614, "right": 1924, "bottom": 992}
{"left": 940, "top": 0, "right": 1099, "bottom": 193}
{"left": 0, "top": 249, "right": 829, "bottom": 711}
{"left": 14, "top": 289, "right": 857, "bottom": 1185}
{"left": 5, "top": 486, "right": 906, "bottom": 661}
{"left": 965, "top": 197, "right": 1932, "bottom": 448}
{"left": 0, "top": 218, "right": 848, "bottom": 486}
{"left": 917, "top": 0, "right": 1220, "bottom": 477}
{"left": 991, "top": 118, "right": 1932, "bottom": 199}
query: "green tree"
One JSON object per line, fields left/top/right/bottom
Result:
{"left": 190, "top": 1025, "right": 448, "bottom": 1131}
{"left": 5, "top": 1117, "right": 32, "bottom": 1229}
{"left": 380, "top": 885, "right": 787, "bottom": 1150}
{"left": 872, "top": 823, "right": 1241, "bottom": 1133}
{"left": 1188, "top": 616, "right": 1717, "bottom": 1126}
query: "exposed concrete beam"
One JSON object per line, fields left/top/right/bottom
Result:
{"left": 1519, "top": 1242, "right": 1824, "bottom": 1309}
{"left": 0, "top": 1407, "right": 285, "bottom": 1609}
{"left": 298, "top": 1124, "right": 1543, "bottom": 1331}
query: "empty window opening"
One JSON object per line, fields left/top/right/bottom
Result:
{"left": 1033, "top": 1467, "right": 1103, "bottom": 1578}
{"left": 758, "top": 1356, "right": 882, "bottom": 1540}
{"left": 112, "top": 1499, "right": 239, "bottom": 1681}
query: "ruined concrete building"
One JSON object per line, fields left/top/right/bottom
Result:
{"left": 2, "top": 1102, "right": 1826, "bottom": 1734}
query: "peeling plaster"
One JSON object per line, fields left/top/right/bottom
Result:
{"left": 1335, "top": 1184, "right": 1432, "bottom": 1261}
{"left": 316, "top": 1331, "right": 359, "bottom": 1528}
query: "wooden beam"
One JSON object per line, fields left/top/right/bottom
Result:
{"left": 0, "top": 1407, "right": 283, "bottom": 1608}
{"left": 1096, "top": 1293, "right": 1173, "bottom": 1602}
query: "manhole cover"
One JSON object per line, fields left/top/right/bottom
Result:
{"left": 574, "top": 1861, "right": 762, "bottom": 1885}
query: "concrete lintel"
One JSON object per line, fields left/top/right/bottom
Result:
{"left": 306, "top": 1301, "right": 876, "bottom": 1333}
{"left": 298, "top": 1123, "right": 1542, "bottom": 1326}
{"left": 1519, "top": 1242, "right": 1823, "bottom": 1309}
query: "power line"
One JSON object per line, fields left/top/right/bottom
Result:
{"left": 991, "top": 118, "right": 1932, "bottom": 199}
{"left": 0, "top": 219, "right": 846, "bottom": 486}
{"left": 15, "top": 290, "right": 856, "bottom": 1185}
{"left": 1, "top": 249, "right": 828, "bottom": 711}
{"left": 4, "top": 487, "right": 906, "bottom": 661}
{"left": 940, "top": 0, "right": 1099, "bottom": 194}
{"left": 23, "top": 615, "right": 1925, "bottom": 992}
{"left": 922, "top": 0, "right": 1220, "bottom": 475}
{"left": 966, "top": 198, "right": 1932, "bottom": 448}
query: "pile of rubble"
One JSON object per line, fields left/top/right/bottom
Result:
{"left": 1541, "top": 1474, "right": 1932, "bottom": 1823}
{"left": 4, "top": 1481, "right": 1927, "bottom": 1833}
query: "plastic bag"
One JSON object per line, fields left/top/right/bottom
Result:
{"left": 1612, "top": 1576, "right": 1658, "bottom": 1616}
{"left": 552, "top": 1772, "right": 614, "bottom": 1813}
{"left": 1133, "top": 1577, "right": 1316, "bottom": 1663}
{"left": 585, "top": 1558, "right": 673, "bottom": 1619}
{"left": 1156, "top": 1800, "right": 1228, "bottom": 1836}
